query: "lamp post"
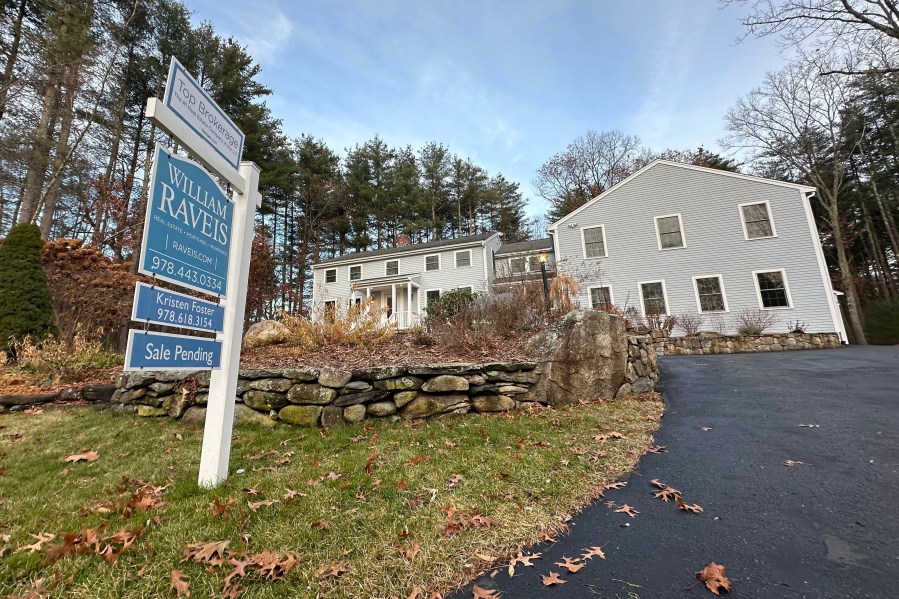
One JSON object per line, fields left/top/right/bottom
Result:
{"left": 538, "top": 252, "right": 551, "bottom": 315}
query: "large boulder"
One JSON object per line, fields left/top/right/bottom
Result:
{"left": 287, "top": 384, "right": 337, "bottom": 405}
{"left": 243, "top": 320, "right": 289, "bottom": 348}
{"left": 421, "top": 375, "right": 468, "bottom": 393}
{"left": 279, "top": 405, "right": 321, "bottom": 426}
{"left": 401, "top": 394, "right": 469, "bottom": 419}
{"left": 318, "top": 367, "right": 352, "bottom": 388}
{"left": 525, "top": 309, "right": 629, "bottom": 405}
{"left": 243, "top": 390, "right": 288, "bottom": 412}
{"left": 234, "top": 403, "right": 277, "bottom": 427}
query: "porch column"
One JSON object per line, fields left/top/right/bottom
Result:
{"left": 407, "top": 282, "right": 412, "bottom": 327}
{"left": 391, "top": 283, "right": 396, "bottom": 326}
{"left": 365, "top": 287, "right": 370, "bottom": 316}
{"left": 417, "top": 283, "right": 421, "bottom": 320}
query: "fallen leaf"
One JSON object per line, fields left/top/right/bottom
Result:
{"left": 510, "top": 552, "right": 541, "bottom": 567}
{"left": 696, "top": 562, "right": 733, "bottom": 596}
{"left": 647, "top": 445, "right": 667, "bottom": 453}
{"left": 785, "top": 460, "right": 807, "bottom": 467}
{"left": 64, "top": 451, "right": 99, "bottom": 463}
{"left": 701, "top": 427, "right": 712, "bottom": 432}
{"left": 182, "top": 540, "right": 230, "bottom": 564}
{"left": 209, "top": 497, "right": 235, "bottom": 518}
{"left": 472, "top": 585, "right": 501, "bottom": 598}
{"left": 364, "top": 451, "right": 381, "bottom": 474}
{"left": 284, "top": 488, "right": 306, "bottom": 501}
{"left": 615, "top": 504, "right": 639, "bottom": 518}
{"left": 581, "top": 546, "right": 606, "bottom": 560}
{"left": 312, "top": 520, "right": 331, "bottom": 530}
{"left": 170, "top": 569, "right": 190, "bottom": 597}
{"left": 797, "top": 424, "right": 820, "bottom": 428}
{"left": 541, "top": 572, "right": 566, "bottom": 586}
{"left": 398, "top": 541, "right": 421, "bottom": 561}
{"left": 447, "top": 474, "right": 464, "bottom": 488}
{"left": 554, "top": 556, "right": 585, "bottom": 573}
{"left": 675, "top": 496, "right": 704, "bottom": 513}
{"left": 315, "top": 561, "right": 348, "bottom": 579}
{"left": 605, "top": 481, "right": 627, "bottom": 490}
{"left": 653, "top": 486, "right": 681, "bottom": 502}
{"left": 247, "top": 500, "right": 278, "bottom": 512}
{"left": 540, "top": 530, "right": 557, "bottom": 542}
{"left": 15, "top": 532, "right": 56, "bottom": 553}
{"left": 242, "top": 486, "right": 260, "bottom": 496}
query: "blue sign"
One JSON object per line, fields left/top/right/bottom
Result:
{"left": 139, "top": 145, "right": 232, "bottom": 297}
{"left": 131, "top": 282, "right": 225, "bottom": 333}
{"left": 125, "top": 330, "right": 222, "bottom": 371}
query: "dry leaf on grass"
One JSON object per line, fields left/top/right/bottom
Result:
{"left": 209, "top": 497, "right": 235, "bottom": 518}
{"left": 247, "top": 500, "right": 278, "bottom": 512}
{"left": 315, "top": 561, "right": 348, "bottom": 579}
{"left": 541, "top": 572, "right": 566, "bottom": 586}
{"left": 615, "top": 504, "right": 639, "bottom": 517}
{"left": 696, "top": 562, "right": 733, "bottom": 596}
{"left": 554, "top": 556, "right": 585, "bottom": 573}
{"left": 15, "top": 532, "right": 56, "bottom": 553}
{"left": 170, "top": 570, "right": 190, "bottom": 597}
{"left": 64, "top": 450, "right": 99, "bottom": 463}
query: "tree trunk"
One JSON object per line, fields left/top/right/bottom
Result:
{"left": 827, "top": 192, "right": 867, "bottom": 343}
{"left": 861, "top": 202, "right": 892, "bottom": 298}
{"left": 0, "top": 0, "right": 27, "bottom": 124}
{"left": 40, "top": 60, "right": 80, "bottom": 239}
{"left": 18, "top": 77, "right": 58, "bottom": 225}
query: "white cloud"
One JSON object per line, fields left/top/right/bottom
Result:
{"left": 201, "top": 0, "right": 294, "bottom": 68}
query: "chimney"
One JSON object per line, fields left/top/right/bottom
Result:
{"left": 396, "top": 234, "right": 412, "bottom": 247}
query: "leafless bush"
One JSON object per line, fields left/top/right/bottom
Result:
{"left": 708, "top": 314, "right": 728, "bottom": 335}
{"left": 645, "top": 311, "right": 678, "bottom": 334}
{"left": 677, "top": 311, "right": 703, "bottom": 336}
{"left": 549, "top": 274, "right": 580, "bottom": 314}
{"left": 737, "top": 307, "right": 776, "bottom": 335}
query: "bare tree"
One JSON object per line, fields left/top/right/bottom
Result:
{"left": 725, "top": 0, "right": 899, "bottom": 74}
{"left": 722, "top": 56, "right": 867, "bottom": 343}
{"left": 534, "top": 130, "right": 646, "bottom": 220}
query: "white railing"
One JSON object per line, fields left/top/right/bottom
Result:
{"left": 385, "top": 312, "right": 421, "bottom": 330}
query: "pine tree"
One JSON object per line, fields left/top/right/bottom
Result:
{"left": 0, "top": 223, "right": 57, "bottom": 352}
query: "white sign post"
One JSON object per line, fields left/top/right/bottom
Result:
{"left": 143, "top": 57, "right": 260, "bottom": 489}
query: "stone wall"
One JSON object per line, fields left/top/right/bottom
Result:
{"left": 0, "top": 384, "right": 117, "bottom": 413}
{"left": 650, "top": 331, "right": 842, "bottom": 356}
{"left": 111, "top": 340, "right": 660, "bottom": 428}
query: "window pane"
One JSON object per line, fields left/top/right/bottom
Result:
{"left": 455, "top": 252, "right": 471, "bottom": 267}
{"left": 325, "top": 269, "right": 336, "bottom": 283}
{"left": 349, "top": 266, "right": 361, "bottom": 280}
{"left": 657, "top": 216, "right": 683, "bottom": 249}
{"left": 386, "top": 261, "right": 399, "bottom": 276}
{"left": 584, "top": 227, "right": 606, "bottom": 258}
{"left": 757, "top": 271, "right": 789, "bottom": 307}
{"left": 510, "top": 257, "right": 525, "bottom": 273}
{"left": 696, "top": 277, "right": 725, "bottom": 312}
{"left": 426, "top": 290, "right": 440, "bottom": 303}
{"left": 528, "top": 256, "right": 542, "bottom": 271}
{"left": 425, "top": 255, "right": 439, "bottom": 271}
{"left": 742, "top": 203, "right": 773, "bottom": 238}
{"left": 641, "top": 282, "right": 667, "bottom": 314}
{"left": 590, "top": 287, "right": 611, "bottom": 308}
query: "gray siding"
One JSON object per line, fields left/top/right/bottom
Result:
{"left": 553, "top": 163, "right": 840, "bottom": 335}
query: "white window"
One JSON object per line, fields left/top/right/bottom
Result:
{"left": 385, "top": 260, "right": 399, "bottom": 276}
{"left": 753, "top": 270, "right": 792, "bottom": 309}
{"left": 510, "top": 257, "right": 526, "bottom": 274}
{"left": 739, "top": 201, "right": 776, "bottom": 240}
{"left": 425, "top": 289, "right": 441, "bottom": 303}
{"left": 582, "top": 225, "right": 607, "bottom": 258}
{"left": 349, "top": 265, "right": 361, "bottom": 281}
{"left": 324, "top": 268, "right": 336, "bottom": 283}
{"left": 692, "top": 275, "right": 728, "bottom": 313}
{"left": 655, "top": 214, "right": 685, "bottom": 250}
{"left": 425, "top": 254, "right": 440, "bottom": 271}
{"left": 589, "top": 286, "right": 613, "bottom": 309}
{"left": 639, "top": 280, "right": 668, "bottom": 316}
{"left": 455, "top": 250, "right": 471, "bottom": 268}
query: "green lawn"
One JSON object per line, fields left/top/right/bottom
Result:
{"left": 0, "top": 397, "right": 662, "bottom": 598}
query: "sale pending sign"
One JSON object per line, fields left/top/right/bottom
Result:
{"left": 139, "top": 144, "right": 233, "bottom": 297}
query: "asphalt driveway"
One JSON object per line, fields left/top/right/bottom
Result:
{"left": 454, "top": 346, "right": 899, "bottom": 598}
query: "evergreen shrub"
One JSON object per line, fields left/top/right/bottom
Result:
{"left": 864, "top": 299, "right": 899, "bottom": 345}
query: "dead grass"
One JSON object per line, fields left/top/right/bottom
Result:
{"left": 0, "top": 395, "right": 662, "bottom": 598}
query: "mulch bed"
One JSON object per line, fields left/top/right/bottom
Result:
{"left": 241, "top": 330, "right": 531, "bottom": 370}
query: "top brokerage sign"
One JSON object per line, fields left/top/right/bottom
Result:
{"left": 164, "top": 57, "right": 245, "bottom": 170}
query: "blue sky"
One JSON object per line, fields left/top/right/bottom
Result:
{"left": 185, "top": 0, "right": 785, "bottom": 217}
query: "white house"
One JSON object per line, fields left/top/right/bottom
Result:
{"left": 492, "top": 237, "right": 556, "bottom": 287}
{"left": 548, "top": 160, "right": 847, "bottom": 340}
{"left": 311, "top": 232, "right": 502, "bottom": 329}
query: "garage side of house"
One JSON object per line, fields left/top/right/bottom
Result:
{"left": 549, "top": 160, "right": 847, "bottom": 339}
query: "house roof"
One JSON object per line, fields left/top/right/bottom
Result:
{"left": 549, "top": 159, "right": 818, "bottom": 231}
{"left": 315, "top": 232, "right": 498, "bottom": 268}
{"left": 495, "top": 237, "right": 553, "bottom": 256}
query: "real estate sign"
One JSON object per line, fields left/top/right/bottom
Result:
{"left": 164, "top": 57, "right": 245, "bottom": 170}
{"left": 131, "top": 282, "right": 225, "bottom": 333}
{"left": 138, "top": 145, "right": 232, "bottom": 297}
{"left": 125, "top": 330, "right": 222, "bottom": 371}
